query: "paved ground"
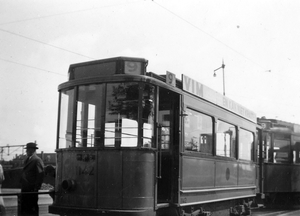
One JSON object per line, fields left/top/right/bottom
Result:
{"left": 3, "top": 189, "right": 300, "bottom": 216}
{"left": 5, "top": 204, "right": 55, "bottom": 216}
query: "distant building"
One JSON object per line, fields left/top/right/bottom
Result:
{"left": 1, "top": 152, "right": 56, "bottom": 169}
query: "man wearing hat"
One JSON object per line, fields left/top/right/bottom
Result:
{"left": 20, "top": 142, "right": 44, "bottom": 215}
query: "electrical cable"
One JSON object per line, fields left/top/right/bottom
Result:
{"left": 0, "top": 0, "right": 141, "bottom": 26}
{"left": 0, "top": 57, "right": 66, "bottom": 76}
{"left": 0, "top": 28, "right": 95, "bottom": 60}
{"left": 152, "top": 1, "right": 268, "bottom": 71}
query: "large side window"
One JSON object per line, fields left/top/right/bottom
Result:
{"left": 76, "top": 84, "right": 103, "bottom": 147}
{"left": 141, "top": 84, "right": 155, "bottom": 148}
{"left": 58, "top": 89, "right": 75, "bottom": 148}
{"left": 239, "top": 129, "right": 254, "bottom": 161}
{"left": 184, "top": 109, "right": 213, "bottom": 154}
{"left": 105, "top": 82, "right": 139, "bottom": 147}
{"left": 158, "top": 89, "right": 172, "bottom": 150}
{"left": 216, "top": 120, "right": 236, "bottom": 158}
{"left": 294, "top": 140, "right": 300, "bottom": 164}
{"left": 264, "top": 133, "right": 271, "bottom": 162}
{"left": 58, "top": 82, "right": 155, "bottom": 149}
{"left": 273, "top": 133, "right": 290, "bottom": 163}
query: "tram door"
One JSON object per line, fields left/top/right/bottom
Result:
{"left": 157, "top": 88, "right": 180, "bottom": 204}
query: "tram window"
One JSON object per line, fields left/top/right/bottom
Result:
{"left": 142, "top": 84, "right": 155, "bottom": 148}
{"left": 105, "top": 122, "right": 115, "bottom": 147}
{"left": 273, "top": 134, "right": 290, "bottom": 163}
{"left": 294, "top": 142, "right": 300, "bottom": 163}
{"left": 143, "top": 123, "right": 153, "bottom": 147}
{"left": 76, "top": 102, "right": 95, "bottom": 147}
{"left": 158, "top": 88, "right": 175, "bottom": 150}
{"left": 121, "top": 118, "right": 138, "bottom": 147}
{"left": 239, "top": 129, "right": 254, "bottom": 161}
{"left": 75, "top": 85, "right": 103, "bottom": 147}
{"left": 58, "top": 89, "right": 75, "bottom": 148}
{"left": 264, "top": 133, "right": 271, "bottom": 162}
{"left": 105, "top": 83, "right": 139, "bottom": 147}
{"left": 216, "top": 121, "right": 236, "bottom": 158}
{"left": 158, "top": 113, "right": 170, "bottom": 150}
{"left": 184, "top": 109, "right": 213, "bottom": 154}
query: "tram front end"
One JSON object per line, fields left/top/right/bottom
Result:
{"left": 49, "top": 148, "right": 156, "bottom": 216}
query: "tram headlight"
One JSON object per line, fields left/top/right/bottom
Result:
{"left": 62, "top": 179, "right": 76, "bottom": 192}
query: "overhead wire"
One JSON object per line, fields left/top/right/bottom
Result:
{"left": 1, "top": 0, "right": 267, "bottom": 77}
{"left": 0, "top": 0, "right": 141, "bottom": 76}
{"left": 0, "top": 0, "right": 141, "bottom": 26}
{"left": 152, "top": 1, "right": 298, "bottom": 88}
{"left": 0, "top": 28, "right": 96, "bottom": 60}
{"left": 0, "top": 1, "right": 298, "bottom": 123}
{"left": 154, "top": 2, "right": 299, "bottom": 85}
{"left": 152, "top": 1, "right": 268, "bottom": 71}
{"left": 151, "top": 1, "right": 300, "bottom": 121}
{"left": 0, "top": 1, "right": 297, "bottom": 91}
{"left": 0, "top": 57, "right": 66, "bottom": 77}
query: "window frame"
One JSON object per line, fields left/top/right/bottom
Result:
{"left": 57, "top": 81, "right": 157, "bottom": 150}
{"left": 272, "top": 133, "right": 291, "bottom": 164}
{"left": 215, "top": 119, "right": 237, "bottom": 159}
{"left": 238, "top": 128, "right": 254, "bottom": 161}
{"left": 183, "top": 108, "right": 214, "bottom": 155}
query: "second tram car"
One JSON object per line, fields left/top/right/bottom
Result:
{"left": 257, "top": 118, "right": 300, "bottom": 207}
{"left": 49, "top": 57, "right": 258, "bottom": 216}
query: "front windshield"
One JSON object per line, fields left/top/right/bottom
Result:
{"left": 105, "top": 83, "right": 139, "bottom": 147}
{"left": 58, "top": 89, "right": 75, "bottom": 148}
{"left": 58, "top": 82, "right": 155, "bottom": 149}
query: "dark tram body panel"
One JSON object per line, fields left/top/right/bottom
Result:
{"left": 53, "top": 149, "right": 156, "bottom": 215}
{"left": 257, "top": 118, "right": 300, "bottom": 206}
{"left": 180, "top": 93, "right": 256, "bottom": 207}
{"left": 98, "top": 150, "right": 155, "bottom": 209}
{"left": 56, "top": 149, "right": 98, "bottom": 208}
{"left": 181, "top": 157, "right": 256, "bottom": 203}
{"left": 263, "top": 163, "right": 291, "bottom": 192}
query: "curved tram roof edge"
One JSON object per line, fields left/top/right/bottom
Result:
{"left": 57, "top": 71, "right": 257, "bottom": 124}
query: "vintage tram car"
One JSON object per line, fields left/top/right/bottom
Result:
{"left": 256, "top": 117, "right": 300, "bottom": 207}
{"left": 49, "top": 57, "right": 258, "bottom": 216}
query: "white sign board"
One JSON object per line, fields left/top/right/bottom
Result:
{"left": 182, "top": 74, "right": 257, "bottom": 123}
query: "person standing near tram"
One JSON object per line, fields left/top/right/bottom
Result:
{"left": 20, "top": 142, "right": 44, "bottom": 216}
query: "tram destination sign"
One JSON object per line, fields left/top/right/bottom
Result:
{"left": 182, "top": 74, "right": 257, "bottom": 123}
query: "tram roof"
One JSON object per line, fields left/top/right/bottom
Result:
{"left": 65, "top": 56, "right": 257, "bottom": 123}
{"left": 258, "top": 117, "right": 300, "bottom": 133}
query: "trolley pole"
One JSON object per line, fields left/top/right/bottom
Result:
{"left": 213, "top": 60, "right": 226, "bottom": 96}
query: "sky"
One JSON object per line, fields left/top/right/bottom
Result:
{"left": 0, "top": 0, "right": 300, "bottom": 160}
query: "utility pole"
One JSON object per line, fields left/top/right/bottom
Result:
{"left": 213, "top": 60, "right": 226, "bottom": 96}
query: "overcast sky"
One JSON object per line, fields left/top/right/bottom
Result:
{"left": 1, "top": 0, "right": 299, "bottom": 160}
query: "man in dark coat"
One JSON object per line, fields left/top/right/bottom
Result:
{"left": 20, "top": 142, "right": 44, "bottom": 216}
